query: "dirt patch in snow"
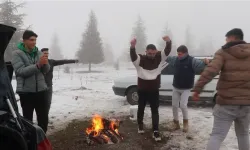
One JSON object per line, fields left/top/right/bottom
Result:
{"left": 48, "top": 117, "right": 184, "bottom": 150}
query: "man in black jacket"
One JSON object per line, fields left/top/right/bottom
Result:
{"left": 41, "top": 48, "right": 78, "bottom": 113}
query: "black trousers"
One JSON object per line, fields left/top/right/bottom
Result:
{"left": 137, "top": 89, "right": 159, "bottom": 131}
{"left": 19, "top": 91, "right": 49, "bottom": 133}
{"left": 46, "top": 87, "right": 53, "bottom": 113}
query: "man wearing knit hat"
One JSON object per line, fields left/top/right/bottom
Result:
{"left": 166, "top": 45, "right": 209, "bottom": 132}
{"left": 193, "top": 28, "right": 250, "bottom": 150}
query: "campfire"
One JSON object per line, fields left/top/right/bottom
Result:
{"left": 85, "top": 115, "right": 123, "bottom": 145}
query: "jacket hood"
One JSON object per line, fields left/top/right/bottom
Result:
{"left": 222, "top": 41, "right": 250, "bottom": 59}
{"left": 17, "top": 42, "right": 38, "bottom": 58}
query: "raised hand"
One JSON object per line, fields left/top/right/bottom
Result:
{"left": 130, "top": 38, "right": 137, "bottom": 48}
{"left": 192, "top": 92, "right": 200, "bottom": 101}
{"left": 162, "top": 36, "right": 171, "bottom": 42}
{"left": 39, "top": 54, "right": 48, "bottom": 65}
{"left": 204, "top": 58, "right": 210, "bottom": 65}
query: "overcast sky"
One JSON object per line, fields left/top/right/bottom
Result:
{"left": 12, "top": 0, "right": 250, "bottom": 59}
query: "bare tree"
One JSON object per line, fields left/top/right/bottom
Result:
{"left": 185, "top": 26, "right": 195, "bottom": 54}
{"left": 103, "top": 43, "right": 114, "bottom": 65}
{"left": 198, "top": 36, "right": 214, "bottom": 56}
{"left": 0, "top": 0, "right": 26, "bottom": 61}
{"left": 158, "top": 23, "right": 176, "bottom": 56}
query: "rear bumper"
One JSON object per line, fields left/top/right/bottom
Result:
{"left": 112, "top": 86, "right": 126, "bottom": 96}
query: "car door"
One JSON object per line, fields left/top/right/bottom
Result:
{"left": 159, "top": 63, "right": 175, "bottom": 101}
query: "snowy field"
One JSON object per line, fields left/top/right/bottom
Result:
{"left": 12, "top": 64, "right": 238, "bottom": 150}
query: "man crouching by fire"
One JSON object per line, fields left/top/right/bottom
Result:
{"left": 129, "top": 36, "right": 171, "bottom": 141}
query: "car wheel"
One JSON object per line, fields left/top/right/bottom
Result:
{"left": 126, "top": 87, "right": 138, "bottom": 105}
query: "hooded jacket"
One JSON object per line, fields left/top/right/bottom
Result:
{"left": 11, "top": 43, "right": 50, "bottom": 93}
{"left": 193, "top": 41, "right": 250, "bottom": 105}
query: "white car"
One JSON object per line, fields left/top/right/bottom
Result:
{"left": 112, "top": 57, "right": 218, "bottom": 105}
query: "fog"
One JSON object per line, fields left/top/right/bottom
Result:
{"left": 13, "top": 0, "right": 250, "bottom": 60}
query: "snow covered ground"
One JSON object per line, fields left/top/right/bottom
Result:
{"left": 12, "top": 65, "right": 238, "bottom": 150}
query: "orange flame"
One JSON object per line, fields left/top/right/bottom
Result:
{"left": 86, "top": 115, "right": 121, "bottom": 138}
{"left": 110, "top": 121, "right": 119, "bottom": 135}
{"left": 86, "top": 115, "right": 104, "bottom": 136}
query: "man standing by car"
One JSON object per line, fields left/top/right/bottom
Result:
{"left": 41, "top": 48, "right": 78, "bottom": 113}
{"left": 12, "top": 30, "right": 50, "bottom": 133}
{"left": 193, "top": 28, "right": 250, "bottom": 150}
{"left": 166, "top": 45, "right": 209, "bottom": 132}
{"left": 130, "top": 36, "right": 171, "bottom": 141}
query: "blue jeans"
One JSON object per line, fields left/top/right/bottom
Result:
{"left": 207, "top": 104, "right": 250, "bottom": 150}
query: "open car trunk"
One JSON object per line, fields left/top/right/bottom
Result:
{"left": 0, "top": 24, "right": 52, "bottom": 150}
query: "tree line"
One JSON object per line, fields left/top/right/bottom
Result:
{"left": 0, "top": 0, "right": 214, "bottom": 72}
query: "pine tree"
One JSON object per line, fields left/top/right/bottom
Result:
{"left": 76, "top": 10, "right": 104, "bottom": 72}
{"left": 0, "top": 0, "right": 26, "bottom": 61}
{"left": 131, "top": 15, "right": 147, "bottom": 54}
{"left": 185, "top": 26, "right": 195, "bottom": 53}
{"left": 158, "top": 23, "right": 177, "bottom": 56}
{"left": 50, "top": 33, "right": 63, "bottom": 59}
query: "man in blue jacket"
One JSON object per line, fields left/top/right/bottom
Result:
{"left": 166, "top": 45, "right": 209, "bottom": 132}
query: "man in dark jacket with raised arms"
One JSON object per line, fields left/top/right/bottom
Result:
{"left": 130, "top": 36, "right": 171, "bottom": 141}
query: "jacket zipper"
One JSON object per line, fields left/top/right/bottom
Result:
{"left": 34, "top": 54, "right": 38, "bottom": 92}
{"left": 25, "top": 52, "right": 38, "bottom": 92}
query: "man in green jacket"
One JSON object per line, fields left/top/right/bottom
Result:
{"left": 12, "top": 30, "right": 50, "bottom": 133}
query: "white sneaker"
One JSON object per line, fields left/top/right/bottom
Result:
{"left": 152, "top": 131, "right": 161, "bottom": 142}
{"left": 138, "top": 129, "right": 145, "bottom": 134}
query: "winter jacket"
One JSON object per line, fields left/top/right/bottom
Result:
{"left": 45, "top": 59, "right": 77, "bottom": 87}
{"left": 193, "top": 41, "right": 250, "bottom": 105}
{"left": 130, "top": 41, "right": 171, "bottom": 91}
{"left": 11, "top": 43, "right": 50, "bottom": 93}
{"left": 166, "top": 55, "right": 207, "bottom": 89}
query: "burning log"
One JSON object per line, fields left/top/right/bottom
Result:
{"left": 87, "top": 131, "right": 103, "bottom": 145}
{"left": 85, "top": 115, "right": 123, "bottom": 145}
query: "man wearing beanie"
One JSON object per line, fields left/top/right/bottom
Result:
{"left": 11, "top": 30, "right": 50, "bottom": 133}
{"left": 166, "top": 45, "right": 209, "bottom": 132}
{"left": 41, "top": 48, "right": 78, "bottom": 114}
{"left": 130, "top": 36, "right": 172, "bottom": 141}
{"left": 193, "top": 28, "right": 250, "bottom": 150}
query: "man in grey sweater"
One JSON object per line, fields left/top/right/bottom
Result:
{"left": 11, "top": 30, "right": 50, "bottom": 133}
